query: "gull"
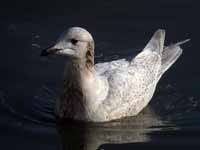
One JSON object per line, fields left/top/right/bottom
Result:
{"left": 41, "top": 27, "right": 189, "bottom": 122}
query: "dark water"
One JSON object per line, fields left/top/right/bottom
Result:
{"left": 0, "top": 0, "right": 200, "bottom": 149}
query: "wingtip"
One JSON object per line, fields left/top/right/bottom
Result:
{"left": 156, "top": 29, "right": 166, "bottom": 33}
{"left": 154, "top": 29, "right": 166, "bottom": 39}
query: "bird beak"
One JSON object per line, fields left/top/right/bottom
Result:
{"left": 40, "top": 47, "right": 75, "bottom": 57}
{"left": 40, "top": 47, "right": 62, "bottom": 56}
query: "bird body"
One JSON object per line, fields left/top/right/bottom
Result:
{"left": 41, "top": 27, "right": 189, "bottom": 122}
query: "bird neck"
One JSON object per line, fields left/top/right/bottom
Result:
{"left": 67, "top": 58, "right": 95, "bottom": 94}
{"left": 59, "top": 59, "right": 96, "bottom": 120}
{"left": 71, "top": 58, "right": 94, "bottom": 74}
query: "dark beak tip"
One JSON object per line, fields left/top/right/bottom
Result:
{"left": 40, "top": 49, "right": 49, "bottom": 56}
{"left": 40, "top": 47, "right": 62, "bottom": 57}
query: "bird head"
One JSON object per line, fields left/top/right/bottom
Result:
{"left": 41, "top": 27, "right": 95, "bottom": 61}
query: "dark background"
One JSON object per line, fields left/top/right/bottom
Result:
{"left": 0, "top": 0, "right": 200, "bottom": 150}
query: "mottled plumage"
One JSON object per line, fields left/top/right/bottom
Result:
{"left": 41, "top": 27, "right": 189, "bottom": 122}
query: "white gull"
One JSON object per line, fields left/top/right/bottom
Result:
{"left": 41, "top": 27, "right": 189, "bottom": 122}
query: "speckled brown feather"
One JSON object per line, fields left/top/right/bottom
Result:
{"left": 57, "top": 60, "right": 86, "bottom": 120}
{"left": 85, "top": 42, "right": 95, "bottom": 70}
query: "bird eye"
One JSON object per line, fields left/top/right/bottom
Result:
{"left": 70, "top": 39, "right": 78, "bottom": 45}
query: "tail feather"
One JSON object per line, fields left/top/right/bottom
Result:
{"left": 158, "top": 39, "right": 190, "bottom": 77}
{"left": 175, "top": 39, "right": 190, "bottom": 46}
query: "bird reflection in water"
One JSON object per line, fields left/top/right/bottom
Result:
{"left": 56, "top": 106, "right": 163, "bottom": 150}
